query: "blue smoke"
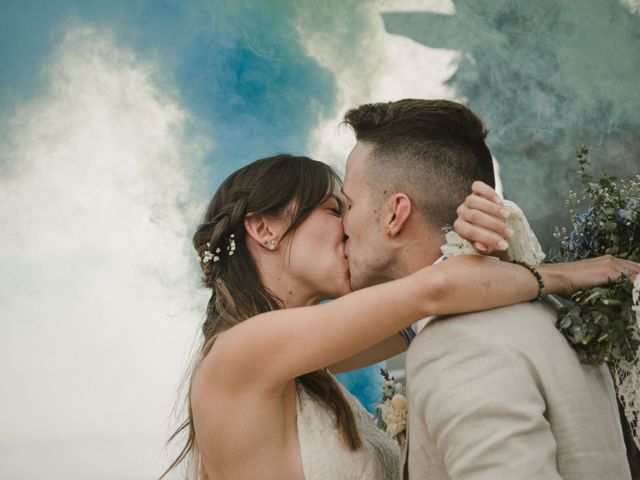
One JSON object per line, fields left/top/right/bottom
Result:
{"left": 0, "top": 0, "right": 336, "bottom": 186}
{"left": 336, "top": 363, "right": 385, "bottom": 414}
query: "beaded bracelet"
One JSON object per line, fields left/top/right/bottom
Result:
{"left": 512, "top": 260, "right": 545, "bottom": 301}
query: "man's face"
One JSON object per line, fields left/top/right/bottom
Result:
{"left": 342, "top": 142, "right": 392, "bottom": 290}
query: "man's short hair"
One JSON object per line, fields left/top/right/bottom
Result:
{"left": 343, "top": 99, "right": 495, "bottom": 229}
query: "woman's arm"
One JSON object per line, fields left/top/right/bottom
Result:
{"left": 208, "top": 254, "right": 639, "bottom": 393}
{"left": 327, "top": 333, "right": 407, "bottom": 374}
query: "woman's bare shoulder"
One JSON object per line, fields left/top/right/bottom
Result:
{"left": 191, "top": 329, "right": 290, "bottom": 410}
{"left": 190, "top": 358, "right": 296, "bottom": 474}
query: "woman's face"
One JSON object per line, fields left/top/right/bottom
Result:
{"left": 283, "top": 187, "right": 351, "bottom": 301}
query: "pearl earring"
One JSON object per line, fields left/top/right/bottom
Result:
{"left": 263, "top": 240, "right": 277, "bottom": 250}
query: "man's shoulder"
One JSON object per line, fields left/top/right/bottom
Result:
{"left": 405, "top": 299, "right": 592, "bottom": 394}
{"left": 409, "top": 299, "right": 562, "bottom": 353}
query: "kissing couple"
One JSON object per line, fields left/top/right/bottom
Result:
{"left": 163, "top": 99, "right": 637, "bottom": 479}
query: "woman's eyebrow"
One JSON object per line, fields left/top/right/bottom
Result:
{"left": 330, "top": 193, "right": 346, "bottom": 209}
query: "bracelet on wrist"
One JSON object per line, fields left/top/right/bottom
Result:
{"left": 512, "top": 260, "right": 545, "bottom": 301}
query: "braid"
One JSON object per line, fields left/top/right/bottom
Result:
{"left": 194, "top": 187, "right": 255, "bottom": 339}
{"left": 195, "top": 189, "right": 250, "bottom": 287}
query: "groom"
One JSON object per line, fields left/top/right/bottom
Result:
{"left": 341, "top": 99, "right": 631, "bottom": 479}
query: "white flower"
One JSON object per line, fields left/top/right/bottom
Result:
{"left": 440, "top": 231, "right": 480, "bottom": 258}
{"left": 391, "top": 393, "right": 407, "bottom": 410}
{"left": 201, "top": 250, "right": 220, "bottom": 264}
{"left": 376, "top": 370, "right": 407, "bottom": 445}
{"left": 202, "top": 250, "right": 214, "bottom": 264}
{"left": 378, "top": 393, "right": 408, "bottom": 437}
{"left": 380, "top": 378, "right": 402, "bottom": 399}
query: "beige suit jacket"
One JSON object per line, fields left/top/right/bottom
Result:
{"left": 403, "top": 300, "right": 631, "bottom": 480}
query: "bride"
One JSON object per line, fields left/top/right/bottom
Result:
{"left": 161, "top": 154, "right": 638, "bottom": 479}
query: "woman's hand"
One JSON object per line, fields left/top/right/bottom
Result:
{"left": 454, "top": 181, "right": 511, "bottom": 253}
{"left": 539, "top": 255, "right": 640, "bottom": 298}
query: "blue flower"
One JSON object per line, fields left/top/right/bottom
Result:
{"left": 565, "top": 230, "right": 585, "bottom": 253}
{"left": 574, "top": 206, "right": 595, "bottom": 226}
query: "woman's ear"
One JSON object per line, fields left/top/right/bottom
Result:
{"left": 386, "top": 193, "right": 412, "bottom": 237}
{"left": 244, "top": 214, "right": 283, "bottom": 250}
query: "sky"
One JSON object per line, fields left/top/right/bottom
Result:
{"left": 1, "top": 1, "right": 638, "bottom": 478}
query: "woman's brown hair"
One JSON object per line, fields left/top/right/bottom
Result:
{"left": 161, "top": 154, "right": 362, "bottom": 479}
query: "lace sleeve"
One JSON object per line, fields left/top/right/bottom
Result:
{"left": 441, "top": 199, "right": 545, "bottom": 265}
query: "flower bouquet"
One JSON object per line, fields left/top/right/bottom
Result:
{"left": 553, "top": 145, "right": 640, "bottom": 449}
{"left": 375, "top": 368, "right": 407, "bottom": 446}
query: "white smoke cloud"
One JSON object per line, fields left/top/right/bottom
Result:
{"left": 0, "top": 24, "right": 211, "bottom": 479}
{"left": 620, "top": 0, "right": 640, "bottom": 14}
{"left": 294, "top": 0, "right": 459, "bottom": 172}
{"left": 296, "top": 0, "right": 503, "bottom": 193}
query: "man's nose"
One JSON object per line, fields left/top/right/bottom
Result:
{"left": 342, "top": 215, "right": 349, "bottom": 234}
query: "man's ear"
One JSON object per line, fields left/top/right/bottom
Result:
{"left": 386, "top": 193, "right": 412, "bottom": 237}
{"left": 244, "top": 213, "right": 284, "bottom": 250}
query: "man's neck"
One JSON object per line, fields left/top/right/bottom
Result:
{"left": 391, "top": 228, "right": 444, "bottom": 279}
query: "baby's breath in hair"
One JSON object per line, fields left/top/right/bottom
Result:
{"left": 201, "top": 242, "right": 220, "bottom": 264}
{"left": 200, "top": 235, "right": 236, "bottom": 266}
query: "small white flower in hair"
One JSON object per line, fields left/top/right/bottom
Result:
{"left": 203, "top": 234, "right": 237, "bottom": 263}
{"left": 227, "top": 234, "right": 237, "bottom": 256}
{"left": 202, "top": 250, "right": 215, "bottom": 264}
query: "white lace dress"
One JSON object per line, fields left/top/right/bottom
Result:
{"left": 296, "top": 380, "right": 401, "bottom": 480}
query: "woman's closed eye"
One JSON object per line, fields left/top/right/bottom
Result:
{"left": 330, "top": 206, "right": 344, "bottom": 217}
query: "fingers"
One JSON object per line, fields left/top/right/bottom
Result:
{"left": 455, "top": 194, "right": 511, "bottom": 244}
{"left": 596, "top": 255, "right": 640, "bottom": 273}
{"left": 576, "top": 255, "right": 640, "bottom": 287}
{"left": 454, "top": 182, "right": 511, "bottom": 253}
{"left": 474, "top": 242, "right": 491, "bottom": 253}
{"left": 471, "top": 181, "right": 503, "bottom": 204}
{"left": 604, "top": 256, "right": 640, "bottom": 279}
{"left": 462, "top": 194, "right": 512, "bottom": 224}
{"left": 453, "top": 216, "right": 509, "bottom": 252}
{"left": 547, "top": 255, "right": 637, "bottom": 297}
